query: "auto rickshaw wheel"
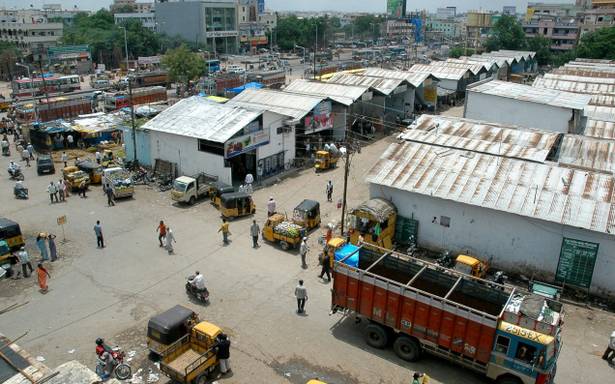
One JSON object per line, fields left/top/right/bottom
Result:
{"left": 194, "top": 373, "right": 208, "bottom": 384}
{"left": 114, "top": 363, "right": 132, "bottom": 380}
{"left": 280, "top": 241, "right": 289, "bottom": 251}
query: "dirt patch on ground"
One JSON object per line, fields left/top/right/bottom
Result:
{"left": 270, "top": 356, "right": 360, "bottom": 384}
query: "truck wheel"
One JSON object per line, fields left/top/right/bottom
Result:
{"left": 393, "top": 335, "right": 421, "bottom": 362}
{"left": 280, "top": 241, "right": 289, "bottom": 251}
{"left": 189, "top": 196, "right": 195, "bottom": 205}
{"left": 365, "top": 323, "right": 388, "bottom": 349}
{"left": 496, "top": 375, "right": 523, "bottom": 384}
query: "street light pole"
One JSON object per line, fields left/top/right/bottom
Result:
{"left": 295, "top": 44, "right": 306, "bottom": 79}
{"left": 16, "top": 62, "right": 37, "bottom": 122}
{"left": 120, "top": 26, "right": 129, "bottom": 72}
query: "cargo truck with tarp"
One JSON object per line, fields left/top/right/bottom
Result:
{"left": 331, "top": 242, "right": 563, "bottom": 384}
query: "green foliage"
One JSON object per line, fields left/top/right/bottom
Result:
{"left": 576, "top": 26, "right": 615, "bottom": 60}
{"left": 0, "top": 42, "right": 22, "bottom": 81}
{"left": 485, "top": 15, "right": 527, "bottom": 52}
{"left": 161, "top": 45, "right": 205, "bottom": 86}
{"left": 449, "top": 47, "right": 464, "bottom": 58}
{"left": 62, "top": 9, "right": 164, "bottom": 67}
{"left": 112, "top": 4, "right": 136, "bottom": 14}
{"left": 526, "top": 35, "right": 552, "bottom": 65}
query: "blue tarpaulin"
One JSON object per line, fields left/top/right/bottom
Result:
{"left": 226, "top": 82, "right": 263, "bottom": 93}
{"left": 335, "top": 244, "right": 360, "bottom": 268}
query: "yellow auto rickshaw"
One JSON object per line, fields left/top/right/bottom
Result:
{"left": 76, "top": 160, "right": 103, "bottom": 184}
{"left": 63, "top": 166, "right": 90, "bottom": 191}
{"left": 454, "top": 254, "right": 489, "bottom": 278}
{"left": 314, "top": 150, "right": 339, "bottom": 172}
{"left": 0, "top": 217, "right": 25, "bottom": 250}
{"left": 219, "top": 192, "right": 255, "bottom": 219}
{"left": 293, "top": 199, "right": 321, "bottom": 230}
{"left": 147, "top": 305, "right": 199, "bottom": 357}
{"left": 0, "top": 240, "right": 11, "bottom": 263}
{"left": 101, "top": 150, "right": 116, "bottom": 168}
{"left": 210, "top": 181, "right": 235, "bottom": 209}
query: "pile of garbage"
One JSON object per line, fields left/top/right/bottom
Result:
{"left": 274, "top": 221, "right": 303, "bottom": 238}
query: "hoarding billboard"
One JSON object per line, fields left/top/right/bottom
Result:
{"left": 387, "top": 0, "right": 406, "bottom": 18}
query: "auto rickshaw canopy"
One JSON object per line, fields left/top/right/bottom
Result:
{"left": 220, "top": 192, "right": 252, "bottom": 208}
{"left": 351, "top": 198, "right": 396, "bottom": 223}
{"left": 456, "top": 255, "right": 481, "bottom": 268}
{"left": 294, "top": 199, "right": 319, "bottom": 217}
{"left": 0, "top": 218, "right": 21, "bottom": 238}
{"left": 76, "top": 160, "right": 102, "bottom": 171}
{"left": 147, "top": 305, "right": 196, "bottom": 345}
{"left": 193, "top": 321, "right": 222, "bottom": 339}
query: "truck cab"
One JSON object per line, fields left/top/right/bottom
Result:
{"left": 172, "top": 173, "right": 216, "bottom": 205}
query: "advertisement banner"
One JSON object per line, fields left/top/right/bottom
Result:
{"left": 225, "top": 128, "right": 270, "bottom": 159}
{"left": 387, "top": 0, "right": 406, "bottom": 18}
{"left": 304, "top": 101, "right": 334, "bottom": 134}
{"left": 206, "top": 31, "right": 239, "bottom": 38}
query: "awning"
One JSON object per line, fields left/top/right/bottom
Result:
{"left": 226, "top": 82, "right": 263, "bottom": 93}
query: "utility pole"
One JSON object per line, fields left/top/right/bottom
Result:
{"left": 313, "top": 23, "right": 317, "bottom": 80}
{"left": 340, "top": 145, "right": 351, "bottom": 235}
{"left": 37, "top": 58, "right": 51, "bottom": 120}
{"left": 128, "top": 76, "right": 138, "bottom": 168}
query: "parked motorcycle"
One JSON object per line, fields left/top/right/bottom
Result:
{"left": 406, "top": 235, "right": 417, "bottom": 256}
{"left": 436, "top": 250, "right": 454, "bottom": 268}
{"left": 185, "top": 275, "right": 210, "bottom": 304}
{"left": 14, "top": 182, "right": 28, "bottom": 199}
{"left": 95, "top": 346, "right": 132, "bottom": 380}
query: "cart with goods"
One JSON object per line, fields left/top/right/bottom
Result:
{"left": 262, "top": 213, "right": 305, "bottom": 250}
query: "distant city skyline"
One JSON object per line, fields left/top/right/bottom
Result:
{"left": 0, "top": 0, "right": 578, "bottom": 13}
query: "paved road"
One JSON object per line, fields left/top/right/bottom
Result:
{"left": 0, "top": 133, "right": 614, "bottom": 384}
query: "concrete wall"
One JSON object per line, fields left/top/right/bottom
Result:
{"left": 257, "top": 111, "right": 296, "bottom": 163}
{"left": 149, "top": 130, "right": 233, "bottom": 185}
{"left": 464, "top": 91, "right": 574, "bottom": 133}
{"left": 370, "top": 184, "right": 615, "bottom": 296}
{"left": 156, "top": 1, "right": 204, "bottom": 43}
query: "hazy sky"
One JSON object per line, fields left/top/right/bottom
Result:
{"left": 0, "top": 0, "right": 574, "bottom": 13}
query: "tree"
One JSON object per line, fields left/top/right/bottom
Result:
{"left": 485, "top": 15, "right": 527, "bottom": 52}
{"left": 0, "top": 42, "right": 21, "bottom": 81}
{"left": 576, "top": 26, "right": 615, "bottom": 60}
{"left": 161, "top": 45, "right": 204, "bottom": 88}
{"left": 526, "top": 35, "right": 552, "bottom": 65}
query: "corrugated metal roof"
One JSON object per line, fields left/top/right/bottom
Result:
{"left": 327, "top": 73, "right": 405, "bottom": 95}
{"left": 467, "top": 54, "right": 508, "bottom": 68}
{"left": 585, "top": 105, "right": 615, "bottom": 122}
{"left": 585, "top": 119, "right": 615, "bottom": 140}
{"left": 558, "top": 134, "right": 615, "bottom": 173}
{"left": 556, "top": 65, "right": 615, "bottom": 78}
{"left": 497, "top": 50, "right": 537, "bottom": 60}
{"left": 533, "top": 76, "right": 615, "bottom": 95}
{"left": 447, "top": 58, "right": 496, "bottom": 72}
{"left": 227, "top": 88, "right": 324, "bottom": 119}
{"left": 469, "top": 80, "right": 591, "bottom": 110}
{"left": 409, "top": 64, "right": 469, "bottom": 81}
{"left": 141, "top": 96, "right": 261, "bottom": 143}
{"left": 543, "top": 73, "right": 615, "bottom": 85}
{"left": 565, "top": 63, "right": 615, "bottom": 72}
{"left": 589, "top": 94, "right": 615, "bottom": 107}
{"left": 571, "top": 58, "right": 615, "bottom": 66}
{"left": 283, "top": 79, "right": 369, "bottom": 106}
{"left": 430, "top": 60, "right": 485, "bottom": 76}
{"left": 366, "top": 141, "right": 615, "bottom": 235}
{"left": 399, "top": 114, "right": 559, "bottom": 162}
{"left": 362, "top": 67, "right": 435, "bottom": 87}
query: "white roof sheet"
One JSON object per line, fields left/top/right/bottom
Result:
{"left": 141, "top": 96, "right": 262, "bottom": 142}
{"left": 367, "top": 141, "right": 615, "bottom": 235}
{"left": 585, "top": 105, "right": 615, "bottom": 122}
{"left": 467, "top": 54, "right": 508, "bottom": 68}
{"left": 362, "top": 67, "right": 435, "bottom": 87}
{"left": 430, "top": 60, "right": 485, "bottom": 76}
{"left": 227, "top": 88, "right": 324, "bottom": 119}
{"left": 409, "top": 64, "right": 469, "bottom": 81}
{"left": 585, "top": 119, "right": 615, "bottom": 140}
{"left": 588, "top": 94, "right": 615, "bottom": 107}
{"left": 399, "top": 115, "right": 559, "bottom": 163}
{"left": 469, "top": 80, "right": 591, "bottom": 110}
{"left": 447, "top": 58, "right": 496, "bottom": 72}
{"left": 559, "top": 134, "right": 615, "bottom": 174}
{"left": 283, "top": 79, "right": 369, "bottom": 106}
{"left": 327, "top": 73, "right": 405, "bottom": 95}
{"left": 543, "top": 73, "right": 615, "bottom": 85}
{"left": 533, "top": 76, "right": 615, "bottom": 94}
{"left": 557, "top": 65, "right": 615, "bottom": 77}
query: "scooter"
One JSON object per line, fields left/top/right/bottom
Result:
{"left": 436, "top": 250, "right": 454, "bottom": 268}
{"left": 14, "top": 183, "right": 28, "bottom": 199}
{"left": 185, "top": 275, "right": 209, "bottom": 304}
{"left": 8, "top": 167, "right": 24, "bottom": 181}
{"left": 1, "top": 145, "right": 9, "bottom": 156}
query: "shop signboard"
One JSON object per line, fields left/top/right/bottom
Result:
{"left": 304, "top": 100, "right": 334, "bottom": 134}
{"left": 138, "top": 56, "right": 161, "bottom": 65}
{"left": 206, "top": 31, "right": 238, "bottom": 38}
{"left": 225, "top": 128, "right": 269, "bottom": 159}
{"left": 555, "top": 237, "right": 598, "bottom": 289}
{"left": 48, "top": 45, "right": 91, "bottom": 61}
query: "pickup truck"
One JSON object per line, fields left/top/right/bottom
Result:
{"left": 171, "top": 173, "right": 217, "bottom": 205}
{"left": 331, "top": 241, "right": 563, "bottom": 384}
{"left": 103, "top": 167, "right": 134, "bottom": 199}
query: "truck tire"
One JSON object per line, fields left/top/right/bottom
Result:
{"left": 280, "top": 241, "right": 289, "bottom": 251}
{"left": 393, "top": 335, "right": 421, "bottom": 362}
{"left": 189, "top": 196, "right": 195, "bottom": 205}
{"left": 496, "top": 375, "right": 523, "bottom": 384}
{"left": 365, "top": 323, "right": 388, "bottom": 349}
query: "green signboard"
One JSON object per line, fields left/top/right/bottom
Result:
{"left": 395, "top": 216, "right": 418, "bottom": 246}
{"left": 555, "top": 237, "right": 599, "bottom": 289}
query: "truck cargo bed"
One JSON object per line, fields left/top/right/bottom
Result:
{"left": 166, "top": 348, "right": 201, "bottom": 374}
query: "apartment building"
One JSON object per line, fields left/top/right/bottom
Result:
{"left": 0, "top": 12, "right": 63, "bottom": 61}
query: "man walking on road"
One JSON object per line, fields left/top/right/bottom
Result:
{"left": 215, "top": 333, "right": 232, "bottom": 376}
{"left": 165, "top": 227, "right": 176, "bottom": 254}
{"left": 47, "top": 181, "right": 57, "bottom": 203}
{"left": 22, "top": 147, "right": 30, "bottom": 166}
{"left": 294, "top": 280, "right": 308, "bottom": 314}
{"left": 105, "top": 184, "right": 115, "bottom": 206}
{"left": 602, "top": 329, "right": 615, "bottom": 365}
{"left": 250, "top": 220, "right": 260, "bottom": 248}
{"left": 326, "top": 180, "right": 333, "bottom": 202}
{"left": 94, "top": 220, "right": 104, "bottom": 248}
{"left": 267, "top": 197, "right": 276, "bottom": 217}
{"left": 156, "top": 220, "right": 167, "bottom": 247}
{"left": 58, "top": 180, "right": 65, "bottom": 201}
{"left": 218, "top": 219, "right": 230, "bottom": 244}
{"left": 18, "top": 247, "right": 33, "bottom": 278}
{"left": 319, "top": 248, "right": 332, "bottom": 282}
{"left": 61, "top": 151, "right": 68, "bottom": 167}
{"left": 300, "top": 237, "right": 308, "bottom": 269}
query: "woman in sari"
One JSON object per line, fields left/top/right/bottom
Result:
{"left": 37, "top": 263, "right": 51, "bottom": 293}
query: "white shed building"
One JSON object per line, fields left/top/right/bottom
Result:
{"left": 138, "top": 96, "right": 295, "bottom": 185}
{"left": 464, "top": 80, "right": 591, "bottom": 134}
{"left": 367, "top": 140, "right": 615, "bottom": 296}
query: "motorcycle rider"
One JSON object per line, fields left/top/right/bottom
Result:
{"left": 189, "top": 271, "right": 206, "bottom": 291}
{"left": 14, "top": 180, "right": 27, "bottom": 199}
{"left": 95, "top": 338, "right": 115, "bottom": 379}
{"left": 8, "top": 161, "right": 20, "bottom": 178}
